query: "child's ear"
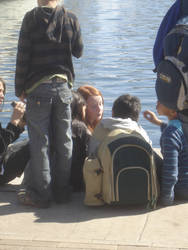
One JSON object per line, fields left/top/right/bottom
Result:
{"left": 171, "top": 110, "right": 177, "bottom": 119}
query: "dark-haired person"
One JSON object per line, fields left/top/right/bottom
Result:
{"left": 0, "top": 78, "right": 29, "bottom": 185}
{"left": 144, "top": 104, "right": 188, "bottom": 206}
{"left": 89, "top": 94, "right": 152, "bottom": 156}
{"left": 153, "top": 0, "right": 188, "bottom": 150}
{"left": 70, "top": 91, "right": 91, "bottom": 192}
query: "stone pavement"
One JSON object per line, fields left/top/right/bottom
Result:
{"left": 0, "top": 176, "right": 188, "bottom": 250}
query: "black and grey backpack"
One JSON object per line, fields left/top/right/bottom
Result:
{"left": 156, "top": 0, "right": 188, "bottom": 110}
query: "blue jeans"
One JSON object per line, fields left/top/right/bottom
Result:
{"left": 25, "top": 79, "right": 72, "bottom": 204}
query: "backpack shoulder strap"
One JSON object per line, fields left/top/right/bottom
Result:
{"left": 106, "top": 128, "right": 146, "bottom": 144}
{"left": 97, "top": 128, "right": 145, "bottom": 160}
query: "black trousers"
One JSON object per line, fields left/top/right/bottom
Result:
{"left": 0, "top": 139, "right": 30, "bottom": 185}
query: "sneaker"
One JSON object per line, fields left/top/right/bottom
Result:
{"left": 17, "top": 190, "right": 51, "bottom": 208}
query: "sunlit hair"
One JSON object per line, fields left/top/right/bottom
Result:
{"left": 71, "top": 91, "right": 86, "bottom": 122}
{"left": 77, "top": 85, "right": 104, "bottom": 132}
{"left": 112, "top": 94, "right": 141, "bottom": 122}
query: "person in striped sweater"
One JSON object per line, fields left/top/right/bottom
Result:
{"left": 144, "top": 101, "right": 188, "bottom": 206}
{"left": 15, "top": 0, "right": 83, "bottom": 208}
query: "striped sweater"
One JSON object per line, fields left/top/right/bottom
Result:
{"left": 160, "top": 119, "right": 188, "bottom": 204}
{"left": 15, "top": 5, "right": 83, "bottom": 97}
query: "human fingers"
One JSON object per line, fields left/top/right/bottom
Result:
{"left": 143, "top": 110, "right": 153, "bottom": 120}
{"left": 14, "top": 101, "right": 26, "bottom": 113}
{"left": 144, "top": 111, "right": 158, "bottom": 124}
{"left": 19, "top": 92, "right": 26, "bottom": 103}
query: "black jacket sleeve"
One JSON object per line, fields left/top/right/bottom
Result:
{"left": 0, "top": 122, "right": 24, "bottom": 156}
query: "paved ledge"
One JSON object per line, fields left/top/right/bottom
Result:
{"left": 1, "top": 175, "right": 188, "bottom": 250}
{"left": 0, "top": 239, "right": 186, "bottom": 250}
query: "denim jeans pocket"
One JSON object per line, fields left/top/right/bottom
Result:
{"left": 26, "top": 95, "right": 52, "bottom": 117}
{"left": 58, "top": 84, "right": 72, "bottom": 105}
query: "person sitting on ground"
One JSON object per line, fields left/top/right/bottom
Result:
{"left": 0, "top": 77, "right": 29, "bottom": 185}
{"left": 144, "top": 98, "right": 188, "bottom": 206}
{"left": 153, "top": 0, "right": 188, "bottom": 142}
{"left": 77, "top": 85, "right": 104, "bottom": 134}
{"left": 89, "top": 94, "right": 152, "bottom": 157}
{"left": 70, "top": 91, "right": 91, "bottom": 192}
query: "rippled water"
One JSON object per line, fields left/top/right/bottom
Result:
{"left": 0, "top": 0, "right": 173, "bottom": 146}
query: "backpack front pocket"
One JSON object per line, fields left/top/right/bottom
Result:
{"left": 115, "top": 166, "right": 150, "bottom": 205}
{"left": 83, "top": 157, "right": 104, "bottom": 206}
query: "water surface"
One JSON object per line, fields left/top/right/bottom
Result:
{"left": 0, "top": 0, "right": 173, "bottom": 146}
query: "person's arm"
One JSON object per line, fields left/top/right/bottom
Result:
{"left": 15, "top": 12, "right": 31, "bottom": 98}
{"left": 160, "top": 122, "right": 168, "bottom": 132}
{"left": 4, "top": 123, "right": 23, "bottom": 144}
{"left": 0, "top": 123, "right": 23, "bottom": 156}
{"left": 71, "top": 14, "right": 84, "bottom": 58}
{"left": 0, "top": 101, "right": 26, "bottom": 149}
{"left": 0, "top": 121, "right": 24, "bottom": 175}
{"left": 143, "top": 110, "right": 162, "bottom": 126}
{"left": 160, "top": 127, "right": 180, "bottom": 206}
{"left": 10, "top": 101, "right": 26, "bottom": 128}
{"left": 0, "top": 101, "right": 25, "bottom": 161}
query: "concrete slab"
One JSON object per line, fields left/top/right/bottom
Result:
{"left": 0, "top": 176, "right": 188, "bottom": 250}
{"left": 141, "top": 203, "right": 188, "bottom": 249}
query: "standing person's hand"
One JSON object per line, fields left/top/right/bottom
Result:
{"left": 143, "top": 110, "right": 162, "bottom": 126}
{"left": 10, "top": 101, "right": 26, "bottom": 128}
{"left": 19, "top": 92, "right": 26, "bottom": 103}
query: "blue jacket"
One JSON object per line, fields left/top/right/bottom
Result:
{"left": 153, "top": 0, "right": 181, "bottom": 68}
{"left": 160, "top": 120, "right": 188, "bottom": 205}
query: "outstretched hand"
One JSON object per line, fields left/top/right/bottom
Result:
{"left": 143, "top": 110, "right": 162, "bottom": 126}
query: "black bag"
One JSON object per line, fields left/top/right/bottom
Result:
{"left": 156, "top": 24, "right": 188, "bottom": 111}
{"left": 0, "top": 139, "right": 30, "bottom": 185}
{"left": 164, "top": 25, "right": 188, "bottom": 66}
{"left": 84, "top": 129, "right": 159, "bottom": 209}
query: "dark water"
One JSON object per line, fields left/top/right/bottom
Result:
{"left": 0, "top": 0, "right": 173, "bottom": 147}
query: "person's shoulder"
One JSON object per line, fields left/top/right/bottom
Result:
{"left": 24, "top": 7, "right": 38, "bottom": 16}
{"left": 161, "top": 122, "right": 183, "bottom": 145}
{"left": 65, "top": 9, "right": 79, "bottom": 21}
{"left": 65, "top": 9, "right": 77, "bottom": 17}
{"left": 98, "top": 117, "right": 117, "bottom": 128}
{"left": 72, "top": 119, "right": 90, "bottom": 137}
{"left": 22, "top": 7, "right": 38, "bottom": 23}
{"left": 165, "top": 120, "right": 182, "bottom": 133}
{"left": 93, "top": 119, "right": 111, "bottom": 141}
{"left": 72, "top": 119, "right": 86, "bottom": 129}
{"left": 162, "top": 124, "right": 178, "bottom": 135}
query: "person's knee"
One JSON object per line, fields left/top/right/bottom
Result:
{"left": 175, "top": 189, "right": 188, "bottom": 200}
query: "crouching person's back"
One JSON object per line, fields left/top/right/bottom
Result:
{"left": 83, "top": 94, "right": 159, "bottom": 209}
